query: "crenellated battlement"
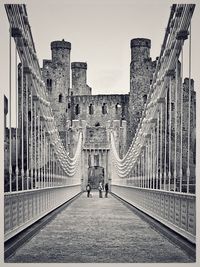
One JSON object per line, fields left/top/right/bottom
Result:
{"left": 130, "top": 38, "right": 151, "bottom": 49}
{"left": 71, "top": 62, "right": 87, "bottom": 69}
{"left": 51, "top": 39, "right": 71, "bottom": 50}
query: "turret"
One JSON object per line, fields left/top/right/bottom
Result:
{"left": 128, "top": 38, "right": 153, "bottom": 141}
{"left": 130, "top": 38, "right": 151, "bottom": 62}
{"left": 51, "top": 40, "right": 71, "bottom": 64}
{"left": 71, "top": 62, "right": 91, "bottom": 95}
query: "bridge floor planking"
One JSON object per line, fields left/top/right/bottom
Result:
{"left": 6, "top": 191, "right": 193, "bottom": 263}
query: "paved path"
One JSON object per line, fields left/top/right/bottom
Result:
{"left": 6, "top": 191, "right": 193, "bottom": 263}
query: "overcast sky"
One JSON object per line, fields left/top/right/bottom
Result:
{"left": 0, "top": 0, "right": 199, "bottom": 97}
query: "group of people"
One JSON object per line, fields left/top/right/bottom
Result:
{"left": 86, "top": 182, "right": 109, "bottom": 198}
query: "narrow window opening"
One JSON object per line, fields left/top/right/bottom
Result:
{"left": 59, "top": 94, "right": 63, "bottom": 103}
{"left": 143, "top": 94, "right": 147, "bottom": 104}
{"left": 115, "top": 103, "right": 121, "bottom": 113}
{"left": 102, "top": 103, "right": 108, "bottom": 114}
{"left": 89, "top": 104, "right": 94, "bottom": 115}
{"left": 47, "top": 78, "right": 52, "bottom": 90}
{"left": 75, "top": 104, "right": 80, "bottom": 115}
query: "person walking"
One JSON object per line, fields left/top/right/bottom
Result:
{"left": 98, "top": 182, "right": 103, "bottom": 198}
{"left": 105, "top": 182, "right": 109, "bottom": 198}
{"left": 86, "top": 183, "right": 91, "bottom": 198}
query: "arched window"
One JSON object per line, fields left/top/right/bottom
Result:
{"left": 89, "top": 104, "right": 94, "bottom": 115}
{"left": 102, "top": 103, "right": 108, "bottom": 114}
{"left": 115, "top": 103, "right": 121, "bottom": 113}
{"left": 75, "top": 104, "right": 80, "bottom": 115}
{"left": 143, "top": 94, "right": 147, "bottom": 104}
{"left": 47, "top": 78, "right": 52, "bottom": 90}
{"left": 59, "top": 94, "right": 63, "bottom": 103}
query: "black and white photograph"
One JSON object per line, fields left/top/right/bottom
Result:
{"left": 0, "top": 0, "right": 199, "bottom": 264}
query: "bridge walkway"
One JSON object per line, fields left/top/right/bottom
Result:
{"left": 6, "top": 191, "right": 193, "bottom": 263}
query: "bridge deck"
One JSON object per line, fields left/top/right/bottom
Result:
{"left": 6, "top": 191, "right": 193, "bottom": 263}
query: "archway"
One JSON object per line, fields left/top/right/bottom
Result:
{"left": 88, "top": 166, "right": 104, "bottom": 189}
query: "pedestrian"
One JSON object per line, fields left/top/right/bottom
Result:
{"left": 105, "top": 182, "right": 109, "bottom": 198}
{"left": 86, "top": 183, "right": 91, "bottom": 198}
{"left": 98, "top": 182, "right": 103, "bottom": 198}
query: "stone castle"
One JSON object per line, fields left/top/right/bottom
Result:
{"left": 40, "top": 38, "right": 196, "bottom": 188}
{"left": 4, "top": 37, "right": 196, "bottom": 190}
{"left": 40, "top": 38, "right": 156, "bottom": 187}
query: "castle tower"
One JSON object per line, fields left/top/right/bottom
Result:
{"left": 50, "top": 39, "right": 71, "bottom": 94}
{"left": 129, "top": 38, "right": 153, "bottom": 141}
{"left": 42, "top": 39, "right": 71, "bottom": 147}
{"left": 71, "top": 62, "right": 91, "bottom": 95}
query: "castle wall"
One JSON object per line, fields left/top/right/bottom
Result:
{"left": 68, "top": 94, "right": 129, "bottom": 128}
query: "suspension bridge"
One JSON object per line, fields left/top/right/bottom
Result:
{"left": 4, "top": 4, "right": 196, "bottom": 263}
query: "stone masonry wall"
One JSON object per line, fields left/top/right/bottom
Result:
{"left": 68, "top": 94, "right": 129, "bottom": 128}
{"left": 71, "top": 62, "right": 92, "bottom": 96}
{"left": 129, "top": 38, "right": 156, "bottom": 146}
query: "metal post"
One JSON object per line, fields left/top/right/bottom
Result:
{"left": 151, "top": 131, "right": 153, "bottom": 189}
{"left": 44, "top": 128, "right": 46, "bottom": 188}
{"left": 9, "top": 28, "right": 12, "bottom": 192}
{"left": 143, "top": 150, "right": 145, "bottom": 188}
{"left": 164, "top": 89, "right": 168, "bottom": 191}
{"left": 156, "top": 113, "right": 159, "bottom": 189}
{"left": 160, "top": 103, "right": 163, "bottom": 190}
{"left": 26, "top": 74, "right": 29, "bottom": 190}
{"left": 147, "top": 139, "right": 149, "bottom": 188}
{"left": 179, "top": 49, "right": 183, "bottom": 192}
{"left": 38, "top": 110, "right": 41, "bottom": 188}
{"left": 21, "top": 62, "right": 24, "bottom": 191}
{"left": 30, "top": 89, "right": 33, "bottom": 189}
{"left": 34, "top": 102, "right": 37, "bottom": 189}
{"left": 168, "top": 76, "right": 172, "bottom": 191}
{"left": 187, "top": 23, "right": 192, "bottom": 193}
{"left": 15, "top": 46, "right": 19, "bottom": 192}
{"left": 174, "top": 59, "right": 178, "bottom": 192}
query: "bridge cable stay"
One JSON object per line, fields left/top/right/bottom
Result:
{"left": 111, "top": 4, "right": 194, "bottom": 181}
{"left": 4, "top": 4, "right": 83, "bottom": 242}
{"left": 110, "top": 4, "right": 196, "bottom": 244}
{"left": 5, "top": 4, "right": 82, "bottom": 183}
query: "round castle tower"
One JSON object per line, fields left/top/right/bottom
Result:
{"left": 129, "top": 38, "right": 153, "bottom": 142}
{"left": 48, "top": 40, "right": 71, "bottom": 144}
{"left": 130, "top": 38, "right": 151, "bottom": 62}
{"left": 51, "top": 40, "right": 71, "bottom": 91}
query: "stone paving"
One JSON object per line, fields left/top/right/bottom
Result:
{"left": 6, "top": 191, "right": 193, "bottom": 263}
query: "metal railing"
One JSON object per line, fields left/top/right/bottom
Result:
{"left": 4, "top": 4, "right": 82, "bottom": 241}
{"left": 110, "top": 4, "right": 196, "bottom": 243}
